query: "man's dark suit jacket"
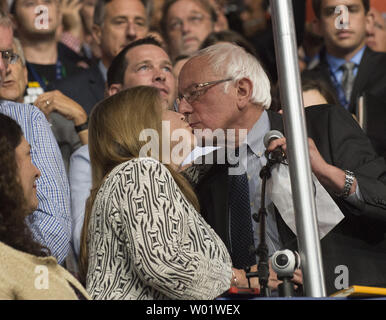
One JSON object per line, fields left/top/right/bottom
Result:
{"left": 195, "top": 104, "right": 386, "bottom": 295}
{"left": 305, "top": 46, "right": 386, "bottom": 159}
{"left": 51, "top": 63, "right": 105, "bottom": 115}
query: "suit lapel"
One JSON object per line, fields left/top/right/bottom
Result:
{"left": 267, "top": 109, "right": 284, "bottom": 132}
{"left": 350, "top": 47, "right": 374, "bottom": 112}
{"left": 197, "top": 161, "right": 230, "bottom": 249}
{"left": 88, "top": 64, "right": 106, "bottom": 104}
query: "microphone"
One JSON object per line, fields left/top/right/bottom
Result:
{"left": 263, "top": 130, "right": 285, "bottom": 163}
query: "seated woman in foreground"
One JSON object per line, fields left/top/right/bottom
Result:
{"left": 79, "top": 86, "right": 233, "bottom": 300}
{"left": 0, "top": 114, "right": 89, "bottom": 300}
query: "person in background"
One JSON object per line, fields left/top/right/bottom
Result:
{"left": 309, "top": 0, "right": 386, "bottom": 158}
{"left": 69, "top": 36, "right": 176, "bottom": 260}
{"left": 366, "top": 6, "right": 386, "bottom": 53}
{"left": 0, "top": 11, "right": 72, "bottom": 265}
{"left": 9, "top": 0, "right": 86, "bottom": 99}
{"left": 208, "top": 0, "right": 228, "bottom": 31}
{"left": 52, "top": 0, "right": 150, "bottom": 115}
{"left": 0, "top": 37, "right": 88, "bottom": 172}
{"left": 60, "top": 0, "right": 101, "bottom": 63}
{"left": 161, "top": 0, "right": 218, "bottom": 60}
{"left": 0, "top": 113, "right": 90, "bottom": 300}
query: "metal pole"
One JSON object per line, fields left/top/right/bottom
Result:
{"left": 270, "top": 0, "right": 326, "bottom": 297}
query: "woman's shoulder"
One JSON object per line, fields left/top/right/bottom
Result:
{"left": 104, "top": 158, "right": 172, "bottom": 189}
{"left": 110, "top": 157, "right": 168, "bottom": 175}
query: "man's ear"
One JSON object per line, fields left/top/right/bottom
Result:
{"left": 312, "top": 17, "right": 323, "bottom": 37}
{"left": 108, "top": 83, "right": 122, "bottom": 97}
{"left": 236, "top": 77, "right": 253, "bottom": 110}
{"left": 92, "top": 24, "right": 102, "bottom": 46}
{"left": 365, "top": 11, "right": 375, "bottom": 34}
{"left": 23, "top": 65, "right": 28, "bottom": 86}
{"left": 10, "top": 14, "right": 19, "bottom": 31}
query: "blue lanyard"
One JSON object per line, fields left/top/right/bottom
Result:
{"left": 27, "top": 60, "right": 64, "bottom": 91}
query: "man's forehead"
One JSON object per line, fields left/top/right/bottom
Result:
{"left": 321, "top": 0, "right": 363, "bottom": 9}
{"left": 126, "top": 44, "right": 171, "bottom": 65}
{"left": 169, "top": 0, "right": 209, "bottom": 17}
{"left": 105, "top": 0, "right": 146, "bottom": 19}
{"left": 0, "top": 26, "right": 13, "bottom": 50}
{"left": 179, "top": 56, "right": 213, "bottom": 88}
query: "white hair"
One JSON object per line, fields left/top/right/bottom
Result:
{"left": 191, "top": 42, "right": 272, "bottom": 109}
{"left": 13, "top": 37, "right": 25, "bottom": 66}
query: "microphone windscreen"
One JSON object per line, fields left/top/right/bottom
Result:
{"left": 263, "top": 130, "right": 284, "bottom": 148}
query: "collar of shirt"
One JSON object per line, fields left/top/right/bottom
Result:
{"left": 326, "top": 45, "right": 366, "bottom": 76}
{"left": 237, "top": 110, "right": 270, "bottom": 171}
{"left": 98, "top": 60, "right": 108, "bottom": 82}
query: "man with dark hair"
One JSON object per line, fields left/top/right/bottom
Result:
{"left": 312, "top": 0, "right": 370, "bottom": 19}
{"left": 69, "top": 36, "right": 176, "bottom": 259}
{"left": 106, "top": 36, "right": 175, "bottom": 106}
{"left": 52, "top": 0, "right": 149, "bottom": 114}
{"left": 308, "top": 0, "right": 386, "bottom": 159}
{"left": 9, "top": 0, "right": 86, "bottom": 96}
{"left": 161, "top": 0, "right": 218, "bottom": 60}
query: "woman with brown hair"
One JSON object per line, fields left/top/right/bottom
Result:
{"left": 0, "top": 113, "right": 89, "bottom": 300}
{"left": 79, "top": 86, "right": 233, "bottom": 300}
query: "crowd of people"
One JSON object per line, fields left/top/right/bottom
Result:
{"left": 0, "top": 0, "right": 386, "bottom": 300}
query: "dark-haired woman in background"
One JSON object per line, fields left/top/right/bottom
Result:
{"left": 0, "top": 114, "right": 89, "bottom": 300}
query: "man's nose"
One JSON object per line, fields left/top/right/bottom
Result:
{"left": 126, "top": 22, "right": 137, "bottom": 40}
{"left": 181, "top": 19, "right": 192, "bottom": 35}
{"left": 154, "top": 68, "right": 166, "bottom": 82}
{"left": 177, "top": 97, "right": 192, "bottom": 114}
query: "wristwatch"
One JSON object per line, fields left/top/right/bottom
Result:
{"left": 335, "top": 170, "right": 355, "bottom": 198}
{"left": 75, "top": 118, "right": 88, "bottom": 133}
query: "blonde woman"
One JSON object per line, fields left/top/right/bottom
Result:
{"left": 79, "top": 86, "right": 233, "bottom": 300}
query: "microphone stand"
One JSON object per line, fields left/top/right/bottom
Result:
{"left": 247, "top": 149, "right": 285, "bottom": 297}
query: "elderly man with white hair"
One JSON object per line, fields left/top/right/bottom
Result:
{"left": 178, "top": 42, "right": 386, "bottom": 295}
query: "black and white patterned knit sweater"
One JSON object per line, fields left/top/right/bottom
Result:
{"left": 86, "top": 157, "right": 232, "bottom": 300}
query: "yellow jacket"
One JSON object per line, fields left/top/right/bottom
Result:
{"left": 0, "top": 241, "right": 90, "bottom": 300}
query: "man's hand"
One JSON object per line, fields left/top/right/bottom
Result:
{"left": 232, "top": 263, "right": 303, "bottom": 291}
{"left": 35, "top": 90, "right": 87, "bottom": 125}
{"left": 60, "top": 0, "right": 83, "bottom": 37}
{"left": 34, "top": 90, "right": 88, "bottom": 144}
{"left": 266, "top": 136, "right": 357, "bottom": 196}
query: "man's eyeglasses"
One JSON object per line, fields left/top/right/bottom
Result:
{"left": 174, "top": 78, "right": 233, "bottom": 111}
{"left": 0, "top": 51, "right": 20, "bottom": 66}
{"left": 168, "top": 14, "right": 209, "bottom": 32}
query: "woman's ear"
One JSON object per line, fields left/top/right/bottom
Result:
{"left": 236, "top": 77, "right": 253, "bottom": 110}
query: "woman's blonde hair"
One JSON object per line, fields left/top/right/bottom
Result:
{"left": 79, "top": 86, "right": 199, "bottom": 282}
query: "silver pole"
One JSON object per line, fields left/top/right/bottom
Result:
{"left": 270, "top": 0, "right": 326, "bottom": 297}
